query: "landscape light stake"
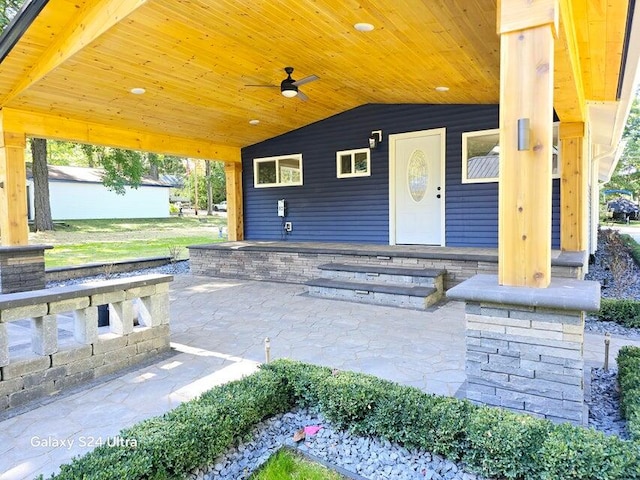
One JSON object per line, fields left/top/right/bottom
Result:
{"left": 264, "top": 337, "right": 271, "bottom": 363}
{"left": 604, "top": 332, "right": 611, "bottom": 372}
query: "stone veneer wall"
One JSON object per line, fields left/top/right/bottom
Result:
{"left": 0, "top": 274, "right": 172, "bottom": 411}
{"left": 0, "top": 245, "right": 52, "bottom": 294}
{"left": 447, "top": 274, "right": 600, "bottom": 425}
{"left": 465, "top": 302, "right": 585, "bottom": 423}
{"left": 189, "top": 245, "right": 583, "bottom": 290}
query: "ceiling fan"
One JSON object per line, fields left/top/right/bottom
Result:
{"left": 245, "top": 67, "right": 319, "bottom": 101}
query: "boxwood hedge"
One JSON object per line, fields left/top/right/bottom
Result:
{"left": 42, "top": 359, "right": 640, "bottom": 480}
{"left": 618, "top": 346, "right": 640, "bottom": 441}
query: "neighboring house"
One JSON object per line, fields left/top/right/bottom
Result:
{"left": 26, "top": 165, "right": 175, "bottom": 220}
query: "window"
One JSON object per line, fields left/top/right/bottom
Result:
{"left": 336, "top": 148, "right": 371, "bottom": 178}
{"left": 462, "top": 124, "right": 560, "bottom": 184}
{"left": 254, "top": 154, "right": 303, "bottom": 188}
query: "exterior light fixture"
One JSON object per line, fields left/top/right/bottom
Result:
{"left": 354, "top": 22, "right": 374, "bottom": 32}
{"left": 517, "top": 118, "right": 531, "bottom": 151}
{"left": 369, "top": 130, "right": 383, "bottom": 149}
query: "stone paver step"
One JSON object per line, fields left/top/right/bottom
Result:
{"left": 317, "top": 263, "right": 445, "bottom": 289}
{"left": 306, "top": 277, "right": 441, "bottom": 309}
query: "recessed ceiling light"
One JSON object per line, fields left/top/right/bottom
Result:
{"left": 130, "top": 87, "right": 146, "bottom": 95}
{"left": 435, "top": 86, "right": 450, "bottom": 92}
{"left": 354, "top": 23, "right": 374, "bottom": 32}
{"left": 249, "top": 119, "right": 260, "bottom": 125}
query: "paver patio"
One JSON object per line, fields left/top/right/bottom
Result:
{"left": 0, "top": 274, "right": 636, "bottom": 479}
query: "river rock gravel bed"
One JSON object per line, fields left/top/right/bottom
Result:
{"left": 190, "top": 408, "right": 488, "bottom": 480}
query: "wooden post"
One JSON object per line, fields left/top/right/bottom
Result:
{"left": 498, "top": 0, "right": 558, "bottom": 288}
{"left": 224, "top": 162, "right": 244, "bottom": 241}
{"left": 560, "top": 122, "right": 588, "bottom": 251}
{"left": 0, "top": 122, "right": 28, "bottom": 246}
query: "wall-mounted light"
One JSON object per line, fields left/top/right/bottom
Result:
{"left": 517, "top": 118, "right": 530, "bottom": 151}
{"left": 369, "top": 130, "right": 383, "bottom": 149}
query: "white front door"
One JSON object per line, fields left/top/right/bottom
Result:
{"left": 389, "top": 128, "right": 445, "bottom": 245}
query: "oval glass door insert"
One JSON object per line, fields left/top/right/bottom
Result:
{"left": 407, "top": 149, "right": 429, "bottom": 202}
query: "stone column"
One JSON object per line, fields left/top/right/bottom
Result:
{"left": 0, "top": 245, "right": 52, "bottom": 293}
{"left": 447, "top": 274, "right": 600, "bottom": 425}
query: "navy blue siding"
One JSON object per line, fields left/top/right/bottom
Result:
{"left": 242, "top": 104, "right": 561, "bottom": 248}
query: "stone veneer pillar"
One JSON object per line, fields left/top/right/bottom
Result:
{"left": 0, "top": 245, "right": 52, "bottom": 293}
{"left": 447, "top": 274, "right": 600, "bottom": 425}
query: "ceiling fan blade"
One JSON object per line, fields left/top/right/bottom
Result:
{"left": 297, "top": 90, "right": 309, "bottom": 101}
{"left": 292, "top": 75, "right": 319, "bottom": 87}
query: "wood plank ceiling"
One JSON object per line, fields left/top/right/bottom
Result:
{"left": 0, "top": 0, "right": 631, "bottom": 153}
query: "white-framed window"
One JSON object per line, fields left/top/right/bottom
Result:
{"left": 253, "top": 154, "right": 303, "bottom": 188}
{"left": 461, "top": 123, "right": 560, "bottom": 184}
{"left": 336, "top": 148, "right": 371, "bottom": 178}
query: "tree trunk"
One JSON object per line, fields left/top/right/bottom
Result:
{"left": 148, "top": 153, "right": 159, "bottom": 179}
{"left": 206, "top": 160, "right": 213, "bottom": 215}
{"left": 31, "top": 138, "right": 54, "bottom": 231}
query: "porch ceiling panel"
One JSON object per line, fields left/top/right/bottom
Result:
{"left": 0, "top": 0, "right": 632, "bottom": 152}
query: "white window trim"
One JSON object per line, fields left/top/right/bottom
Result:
{"left": 253, "top": 154, "right": 303, "bottom": 188}
{"left": 461, "top": 123, "right": 561, "bottom": 184}
{"left": 336, "top": 148, "right": 371, "bottom": 178}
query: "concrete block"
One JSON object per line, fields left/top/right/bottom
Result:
{"left": 51, "top": 345, "right": 93, "bottom": 367}
{"left": 94, "top": 357, "right": 132, "bottom": 378}
{"left": 66, "top": 355, "right": 104, "bottom": 376}
{"left": 93, "top": 335, "right": 128, "bottom": 354}
{"left": 1, "top": 356, "right": 51, "bottom": 380}
{"left": 467, "top": 313, "right": 531, "bottom": 328}
{"left": 23, "top": 366, "right": 67, "bottom": 389}
{"left": 535, "top": 370, "right": 583, "bottom": 386}
{"left": 54, "top": 370, "right": 95, "bottom": 391}
{"left": 520, "top": 359, "right": 565, "bottom": 374}
{"left": 9, "top": 383, "right": 54, "bottom": 408}
{"left": 103, "top": 345, "right": 137, "bottom": 365}
{"left": 155, "top": 282, "right": 170, "bottom": 294}
{"left": 0, "top": 323, "right": 8, "bottom": 367}
{"left": 479, "top": 307, "right": 509, "bottom": 318}
{"left": 465, "top": 302, "right": 481, "bottom": 314}
{"left": 127, "top": 327, "right": 160, "bottom": 345}
{"left": 152, "top": 335, "right": 170, "bottom": 351}
{"left": 90, "top": 290, "right": 126, "bottom": 306}
{"left": 514, "top": 342, "right": 583, "bottom": 360}
{"left": 48, "top": 297, "right": 90, "bottom": 314}
{"left": 125, "top": 284, "right": 157, "bottom": 300}
{"left": 0, "top": 395, "right": 8, "bottom": 410}
{"left": 505, "top": 326, "right": 563, "bottom": 340}
{"left": 73, "top": 306, "right": 98, "bottom": 345}
{"left": 0, "top": 377, "right": 24, "bottom": 397}
{"left": 109, "top": 300, "right": 134, "bottom": 335}
{"left": 31, "top": 315, "right": 58, "bottom": 356}
{"left": 562, "top": 333, "right": 583, "bottom": 343}
{"left": 1, "top": 303, "right": 48, "bottom": 322}
{"left": 563, "top": 324, "right": 584, "bottom": 335}
{"left": 467, "top": 321, "right": 505, "bottom": 334}
{"left": 467, "top": 351, "right": 489, "bottom": 363}
{"left": 531, "top": 321, "right": 563, "bottom": 332}
{"left": 510, "top": 309, "right": 582, "bottom": 325}
{"left": 488, "top": 354, "right": 521, "bottom": 367}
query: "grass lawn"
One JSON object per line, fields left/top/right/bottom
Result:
{"left": 29, "top": 216, "right": 227, "bottom": 267}
{"left": 249, "top": 449, "right": 347, "bottom": 480}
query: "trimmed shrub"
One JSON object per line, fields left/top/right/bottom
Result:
{"left": 618, "top": 346, "right": 640, "bottom": 441}
{"left": 464, "top": 406, "right": 552, "bottom": 479}
{"left": 597, "top": 298, "right": 640, "bottom": 328}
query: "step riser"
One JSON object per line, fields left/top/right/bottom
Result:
{"left": 308, "top": 286, "right": 442, "bottom": 309}
{"left": 321, "top": 270, "right": 442, "bottom": 289}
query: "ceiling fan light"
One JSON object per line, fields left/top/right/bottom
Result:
{"left": 281, "top": 87, "right": 298, "bottom": 98}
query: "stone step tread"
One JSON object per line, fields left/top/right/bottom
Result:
{"left": 317, "top": 263, "right": 446, "bottom": 278}
{"left": 306, "top": 278, "right": 437, "bottom": 297}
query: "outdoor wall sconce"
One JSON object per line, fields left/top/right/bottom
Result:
{"left": 369, "top": 130, "right": 383, "bottom": 149}
{"left": 517, "top": 118, "right": 531, "bottom": 151}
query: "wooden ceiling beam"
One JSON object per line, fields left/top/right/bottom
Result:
{"left": 554, "top": 0, "right": 586, "bottom": 123}
{"left": 0, "top": 0, "right": 148, "bottom": 105}
{"left": 1, "top": 108, "right": 240, "bottom": 163}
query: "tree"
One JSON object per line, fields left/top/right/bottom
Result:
{"left": 0, "top": 0, "right": 23, "bottom": 32}
{"left": 30, "top": 138, "right": 53, "bottom": 231}
{"left": 607, "top": 95, "right": 640, "bottom": 193}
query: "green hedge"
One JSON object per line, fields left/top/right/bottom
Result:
{"left": 45, "top": 359, "right": 640, "bottom": 480}
{"left": 597, "top": 298, "right": 640, "bottom": 328}
{"left": 620, "top": 234, "right": 640, "bottom": 268}
{"left": 618, "top": 346, "right": 640, "bottom": 441}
